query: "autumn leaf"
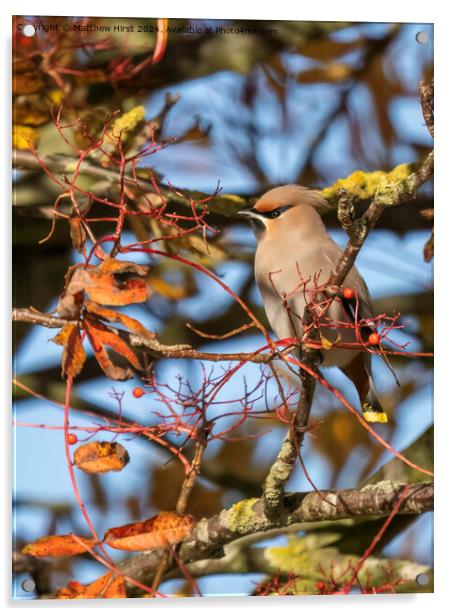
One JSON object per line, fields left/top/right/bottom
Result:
{"left": 299, "top": 37, "right": 364, "bottom": 61}
{"left": 22, "top": 534, "right": 97, "bottom": 558}
{"left": 57, "top": 258, "right": 149, "bottom": 318}
{"left": 149, "top": 275, "right": 188, "bottom": 301}
{"left": 319, "top": 332, "right": 341, "bottom": 350}
{"left": 69, "top": 217, "right": 87, "bottom": 256}
{"left": 83, "top": 316, "right": 142, "bottom": 380}
{"left": 297, "top": 63, "right": 352, "bottom": 84}
{"left": 74, "top": 441, "right": 130, "bottom": 474}
{"left": 80, "top": 270, "right": 149, "bottom": 307}
{"left": 103, "top": 512, "right": 196, "bottom": 551}
{"left": 12, "top": 72, "right": 45, "bottom": 95}
{"left": 52, "top": 323, "right": 86, "bottom": 378}
{"left": 12, "top": 125, "right": 40, "bottom": 150}
{"left": 56, "top": 572, "right": 126, "bottom": 599}
{"left": 85, "top": 301, "right": 155, "bottom": 339}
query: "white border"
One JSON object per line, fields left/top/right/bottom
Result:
{"left": 2, "top": 1, "right": 449, "bottom": 614}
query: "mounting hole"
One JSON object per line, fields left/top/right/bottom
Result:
{"left": 416, "top": 572, "right": 429, "bottom": 586}
{"left": 21, "top": 578, "right": 36, "bottom": 593}
{"left": 22, "top": 24, "right": 36, "bottom": 37}
{"left": 415, "top": 31, "right": 429, "bottom": 44}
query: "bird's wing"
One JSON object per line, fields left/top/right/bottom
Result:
{"left": 322, "top": 242, "right": 375, "bottom": 323}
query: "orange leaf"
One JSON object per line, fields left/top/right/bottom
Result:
{"left": 13, "top": 72, "right": 45, "bottom": 95}
{"left": 83, "top": 316, "right": 142, "bottom": 380}
{"left": 56, "top": 259, "right": 149, "bottom": 318}
{"left": 56, "top": 572, "right": 126, "bottom": 599}
{"left": 22, "top": 534, "right": 96, "bottom": 558}
{"left": 52, "top": 323, "right": 86, "bottom": 378}
{"left": 74, "top": 441, "right": 130, "bottom": 474}
{"left": 103, "top": 511, "right": 196, "bottom": 551}
{"left": 85, "top": 301, "right": 155, "bottom": 339}
{"left": 98, "top": 257, "right": 149, "bottom": 277}
{"left": 82, "top": 271, "right": 149, "bottom": 306}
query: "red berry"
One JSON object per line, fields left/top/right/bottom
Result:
{"left": 67, "top": 433, "right": 78, "bottom": 445}
{"left": 343, "top": 287, "right": 354, "bottom": 299}
{"left": 368, "top": 332, "right": 380, "bottom": 345}
{"left": 132, "top": 386, "right": 145, "bottom": 399}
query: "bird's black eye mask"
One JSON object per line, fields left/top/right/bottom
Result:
{"left": 258, "top": 204, "right": 294, "bottom": 219}
{"left": 248, "top": 204, "right": 293, "bottom": 235}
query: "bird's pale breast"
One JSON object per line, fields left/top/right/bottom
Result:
{"left": 255, "top": 240, "right": 361, "bottom": 367}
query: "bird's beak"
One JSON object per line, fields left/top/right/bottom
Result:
{"left": 237, "top": 208, "right": 262, "bottom": 221}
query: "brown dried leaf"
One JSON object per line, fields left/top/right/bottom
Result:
{"left": 423, "top": 230, "right": 434, "bottom": 263}
{"left": 13, "top": 72, "right": 45, "bottom": 95}
{"left": 297, "top": 63, "right": 352, "bottom": 84}
{"left": 74, "top": 441, "right": 130, "bottom": 474}
{"left": 56, "top": 572, "right": 126, "bottom": 599}
{"left": 69, "top": 217, "right": 87, "bottom": 256}
{"left": 22, "top": 534, "right": 96, "bottom": 558}
{"left": 420, "top": 208, "right": 434, "bottom": 221}
{"left": 150, "top": 464, "right": 223, "bottom": 519}
{"left": 83, "top": 316, "right": 142, "bottom": 380}
{"left": 52, "top": 323, "right": 86, "bottom": 378}
{"left": 103, "top": 512, "right": 196, "bottom": 551}
{"left": 299, "top": 37, "right": 364, "bottom": 61}
{"left": 85, "top": 301, "right": 155, "bottom": 339}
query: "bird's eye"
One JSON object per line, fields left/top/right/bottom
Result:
{"left": 270, "top": 208, "right": 281, "bottom": 218}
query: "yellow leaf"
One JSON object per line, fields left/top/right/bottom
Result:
{"left": 13, "top": 125, "right": 39, "bottom": 150}
{"left": 320, "top": 334, "right": 333, "bottom": 350}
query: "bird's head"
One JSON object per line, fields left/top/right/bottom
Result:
{"left": 238, "top": 184, "right": 329, "bottom": 241}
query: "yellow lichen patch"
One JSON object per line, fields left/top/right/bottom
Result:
{"left": 110, "top": 106, "right": 146, "bottom": 140}
{"left": 226, "top": 498, "right": 259, "bottom": 534}
{"left": 221, "top": 194, "right": 248, "bottom": 206}
{"left": 264, "top": 534, "right": 341, "bottom": 576}
{"left": 322, "top": 163, "right": 414, "bottom": 202}
{"left": 363, "top": 410, "right": 388, "bottom": 424}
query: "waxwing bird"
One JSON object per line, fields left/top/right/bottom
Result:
{"left": 239, "top": 184, "right": 388, "bottom": 423}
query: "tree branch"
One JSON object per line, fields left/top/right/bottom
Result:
{"left": 419, "top": 79, "right": 434, "bottom": 139}
{"left": 12, "top": 307, "right": 290, "bottom": 364}
{"left": 331, "top": 150, "right": 434, "bottom": 287}
{"left": 117, "top": 480, "right": 432, "bottom": 594}
{"left": 262, "top": 341, "right": 320, "bottom": 519}
{"left": 13, "top": 149, "right": 433, "bottom": 229}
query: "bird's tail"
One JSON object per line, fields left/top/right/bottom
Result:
{"left": 362, "top": 367, "right": 388, "bottom": 424}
